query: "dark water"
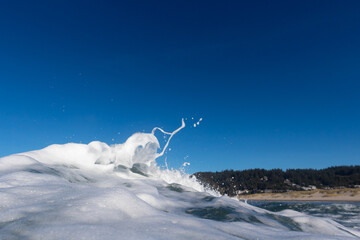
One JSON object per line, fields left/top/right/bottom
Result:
{"left": 249, "top": 201, "right": 360, "bottom": 230}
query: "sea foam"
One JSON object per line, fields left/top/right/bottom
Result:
{"left": 0, "top": 120, "right": 359, "bottom": 239}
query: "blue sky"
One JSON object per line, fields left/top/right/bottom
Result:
{"left": 0, "top": 0, "right": 359, "bottom": 173}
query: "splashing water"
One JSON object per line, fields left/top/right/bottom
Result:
{"left": 0, "top": 120, "right": 360, "bottom": 240}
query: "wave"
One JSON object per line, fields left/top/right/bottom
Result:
{"left": 0, "top": 120, "right": 359, "bottom": 239}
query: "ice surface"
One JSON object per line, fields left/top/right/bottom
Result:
{"left": 1, "top": 121, "right": 359, "bottom": 239}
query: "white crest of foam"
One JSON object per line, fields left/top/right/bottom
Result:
{"left": 1, "top": 119, "right": 360, "bottom": 240}
{"left": 12, "top": 119, "right": 205, "bottom": 192}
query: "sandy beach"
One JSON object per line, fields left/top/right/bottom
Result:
{"left": 240, "top": 188, "right": 360, "bottom": 202}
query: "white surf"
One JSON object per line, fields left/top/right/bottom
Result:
{"left": 0, "top": 120, "right": 359, "bottom": 239}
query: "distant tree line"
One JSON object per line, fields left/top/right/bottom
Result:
{"left": 193, "top": 166, "right": 360, "bottom": 196}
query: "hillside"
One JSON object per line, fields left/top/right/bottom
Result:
{"left": 194, "top": 166, "right": 360, "bottom": 197}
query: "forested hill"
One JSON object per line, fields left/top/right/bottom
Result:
{"left": 193, "top": 166, "right": 360, "bottom": 197}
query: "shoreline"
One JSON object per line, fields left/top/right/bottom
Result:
{"left": 245, "top": 199, "right": 360, "bottom": 203}
{"left": 238, "top": 188, "right": 360, "bottom": 202}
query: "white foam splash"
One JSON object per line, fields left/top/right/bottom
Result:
{"left": 193, "top": 117, "right": 203, "bottom": 128}
{"left": 152, "top": 118, "right": 185, "bottom": 158}
{"left": 0, "top": 120, "right": 359, "bottom": 240}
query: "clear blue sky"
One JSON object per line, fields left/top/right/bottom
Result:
{"left": 0, "top": 0, "right": 359, "bottom": 173}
